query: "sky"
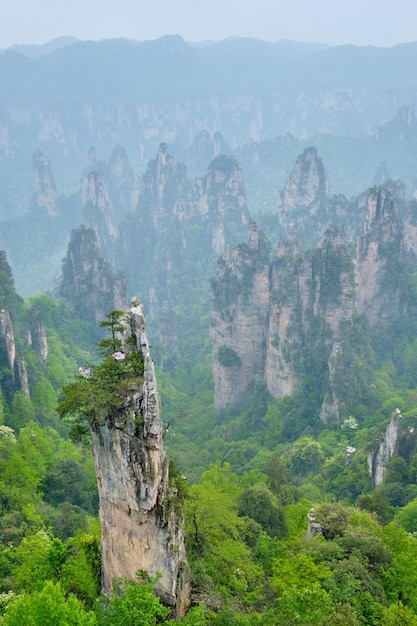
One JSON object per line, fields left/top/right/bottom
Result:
{"left": 1, "top": 0, "right": 416, "bottom": 50}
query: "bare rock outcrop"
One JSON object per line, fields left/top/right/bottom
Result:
{"left": 59, "top": 225, "right": 127, "bottom": 323}
{"left": 28, "top": 307, "right": 48, "bottom": 367}
{"left": 32, "top": 149, "right": 58, "bottom": 217}
{"left": 355, "top": 187, "right": 406, "bottom": 326}
{"left": 212, "top": 224, "right": 270, "bottom": 409}
{"left": 212, "top": 226, "right": 358, "bottom": 408}
{"left": 92, "top": 299, "right": 190, "bottom": 616}
{"left": 82, "top": 169, "right": 117, "bottom": 260}
{"left": 368, "top": 409, "right": 402, "bottom": 487}
{"left": 108, "top": 145, "right": 137, "bottom": 218}
{"left": 266, "top": 228, "right": 355, "bottom": 402}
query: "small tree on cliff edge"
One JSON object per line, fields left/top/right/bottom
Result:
{"left": 57, "top": 310, "right": 144, "bottom": 442}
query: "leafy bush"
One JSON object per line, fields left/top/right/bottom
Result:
{"left": 216, "top": 346, "right": 242, "bottom": 368}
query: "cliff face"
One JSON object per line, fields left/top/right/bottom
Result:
{"left": 213, "top": 174, "right": 411, "bottom": 414}
{"left": 92, "top": 299, "right": 190, "bottom": 616}
{"left": 59, "top": 225, "right": 127, "bottom": 323}
{"left": 108, "top": 145, "right": 137, "bottom": 218}
{"left": 355, "top": 186, "right": 406, "bottom": 326}
{"left": 265, "top": 228, "right": 355, "bottom": 405}
{"left": 368, "top": 409, "right": 402, "bottom": 487}
{"left": 117, "top": 146, "right": 249, "bottom": 357}
{"left": 131, "top": 145, "right": 249, "bottom": 255}
{"left": 205, "top": 155, "right": 249, "bottom": 255}
{"left": 81, "top": 170, "right": 117, "bottom": 261}
{"left": 211, "top": 224, "right": 270, "bottom": 409}
{"left": 0, "top": 252, "right": 28, "bottom": 396}
{"left": 276, "top": 147, "right": 329, "bottom": 228}
{"left": 212, "top": 227, "right": 356, "bottom": 410}
{"left": 32, "top": 149, "right": 58, "bottom": 217}
{"left": 276, "top": 147, "right": 353, "bottom": 244}
{"left": 0, "top": 308, "right": 29, "bottom": 396}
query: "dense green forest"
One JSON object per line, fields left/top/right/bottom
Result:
{"left": 2, "top": 218, "right": 417, "bottom": 625}
{"left": 3, "top": 37, "right": 417, "bottom": 619}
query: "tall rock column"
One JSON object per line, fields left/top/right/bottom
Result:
{"left": 91, "top": 299, "right": 190, "bottom": 616}
{"left": 355, "top": 186, "right": 405, "bottom": 325}
{"left": 211, "top": 224, "right": 270, "bottom": 409}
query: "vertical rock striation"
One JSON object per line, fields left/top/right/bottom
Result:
{"left": 59, "top": 225, "right": 127, "bottom": 324}
{"left": 368, "top": 409, "right": 402, "bottom": 487}
{"left": 32, "top": 149, "right": 58, "bottom": 217}
{"left": 355, "top": 186, "right": 406, "bottom": 325}
{"left": 211, "top": 224, "right": 270, "bottom": 409}
{"left": 92, "top": 299, "right": 190, "bottom": 616}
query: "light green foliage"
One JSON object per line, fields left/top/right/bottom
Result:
{"left": 381, "top": 524, "right": 417, "bottom": 611}
{"left": 312, "top": 502, "right": 350, "bottom": 540}
{"left": 284, "top": 500, "right": 311, "bottom": 538}
{"left": 8, "top": 391, "right": 35, "bottom": 431}
{"left": 394, "top": 497, "right": 417, "bottom": 532}
{"left": 176, "top": 604, "right": 208, "bottom": 625}
{"left": 11, "top": 529, "right": 66, "bottom": 592}
{"left": 97, "top": 573, "right": 170, "bottom": 626}
{"left": 383, "top": 602, "right": 417, "bottom": 625}
{"left": 274, "top": 583, "right": 333, "bottom": 625}
{"left": 271, "top": 553, "right": 331, "bottom": 597}
{"left": 60, "top": 533, "right": 101, "bottom": 606}
{"left": 31, "top": 378, "right": 58, "bottom": 420}
{"left": 185, "top": 463, "right": 263, "bottom": 603}
{"left": 2, "top": 580, "right": 97, "bottom": 626}
{"left": 14, "top": 421, "right": 55, "bottom": 482}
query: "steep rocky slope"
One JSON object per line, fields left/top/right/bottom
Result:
{"left": 92, "top": 300, "right": 190, "bottom": 615}
{"left": 212, "top": 171, "right": 415, "bottom": 416}
{"left": 59, "top": 225, "right": 127, "bottom": 324}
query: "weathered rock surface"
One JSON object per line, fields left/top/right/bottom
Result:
{"left": 212, "top": 148, "right": 416, "bottom": 414}
{"left": 368, "top": 409, "right": 402, "bottom": 486}
{"left": 0, "top": 252, "right": 30, "bottom": 396}
{"left": 355, "top": 186, "right": 406, "bottom": 326}
{"left": 212, "top": 224, "right": 358, "bottom": 412}
{"left": 212, "top": 223, "right": 270, "bottom": 409}
{"left": 276, "top": 147, "right": 351, "bottom": 244}
{"left": 92, "top": 299, "right": 190, "bottom": 616}
{"left": 28, "top": 307, "right": 48, "bottom": 367}
{"left": 32, "top": 149, "right": 58, "bottom": 217}
{"left": 117, "top": 146, "right": 249, "bottom": 357}
{"left": 59, "top": 225, "right": 127, "bottom": 323}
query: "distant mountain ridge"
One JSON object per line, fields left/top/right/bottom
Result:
{"left": 1, "top": 36, "right": 80, "bottom": 57}
{"left": 2, "top": 35, "right": 417, "bottom": 104}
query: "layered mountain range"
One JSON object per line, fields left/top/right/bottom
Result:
{"left": 3, "top": 36, "right": 417, "bottom": 229}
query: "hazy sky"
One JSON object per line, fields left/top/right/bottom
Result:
{"left": 1, "top": 0, "right": 416, "bottom": 49}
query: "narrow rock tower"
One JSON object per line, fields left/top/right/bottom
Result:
{"left": 91, "top": 298, "right": 190, "bottom": 616}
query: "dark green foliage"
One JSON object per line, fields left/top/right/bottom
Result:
{"left": 41, "top": 458, "right": 95, "bottom": 512}
{"left": 216, "top": 346, "right": 242, "bottom": 368}
{"left": 57, "top": 310, "right": 145, "bottom": 440}
{"left": 51, "top": 503, "right": 88, "bottom": 541}
{"left": 238, "top": 484, "right": 287, "bottom": 539}
{"left": 97, "top": 309, "right": 126, "bottom": 356}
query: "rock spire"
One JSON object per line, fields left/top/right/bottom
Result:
{"left": 91, "top": 299, "right": 190, "bottom": 616}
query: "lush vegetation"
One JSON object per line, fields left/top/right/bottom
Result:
{"left": 3, "top": 109, "right": 417, "bottom": 623}
{"left": 57, "top": 310, "right": 144, "bottom": 441}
